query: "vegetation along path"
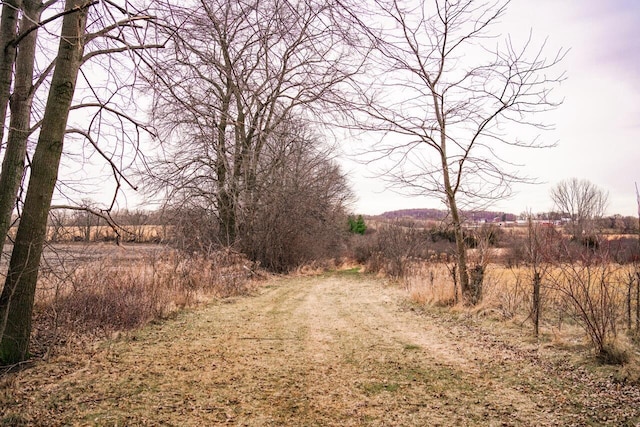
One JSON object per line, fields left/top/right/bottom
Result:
{"left": 2, "top": 272, "right": 640, "bottom": 426}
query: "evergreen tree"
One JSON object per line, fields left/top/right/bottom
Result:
{"left": 348, "top": 215, "right": 366, "bottom": 235}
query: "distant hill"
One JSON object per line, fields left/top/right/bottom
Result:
{"left": 375, "top": 208, "right": 517, "bottom": 223}
{"left": 376, "top": 208, "right": 448, "bottom": 220}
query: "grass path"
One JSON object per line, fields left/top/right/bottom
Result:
{"left": 2, "top": 272, "right": 640, "bottom": 426}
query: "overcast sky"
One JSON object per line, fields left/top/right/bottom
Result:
{"left": 344, "top": 0, "right": 640, "bottom": 217}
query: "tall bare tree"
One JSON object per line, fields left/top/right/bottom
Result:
{"left": 0, "top": 0, "right": 158, "bottom": 364}
{"left": 0, "top": 0, "right": 49, "bottom": 258}
{"left": 0, "top": 0, "right": 160, "bottom": 248}
{"left": 145, "top": 0, "right": 360, "bottom": 247}
{"left": 551, "top": 178, "right": 609, "bottom": 241}
{"left": 0, "top": 0, "right": 91, "bottom": 364}
{"left": 0, "top": 0, "right": 22, "bottom": 150}
{"left": 343, "top": 0, "right": 565, "bottom": 304}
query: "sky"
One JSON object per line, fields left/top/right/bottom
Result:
{"left": 342, "top": 0, "right": 640, "bottom": 217}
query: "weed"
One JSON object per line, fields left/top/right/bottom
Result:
{"left": 403, "top": 344, "right": 421, "bottom": 351}
{"left": 31, "top": 247, "right": 258, "bottom": 357}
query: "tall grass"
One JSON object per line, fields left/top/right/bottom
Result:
{"left": 402, "top": 261, "right": 456, "bottom": 306}
{"left": 401, "top": 258, "right": 638, "bottom": 363}
{"left": 31, "top": 248, "right": 258, "bottom": 356}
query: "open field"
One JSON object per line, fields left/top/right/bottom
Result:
{"left": 1, "top": 272, "right": 639, "bottom": 426}
{"left": 1, "top": 242, "right": 169, "bottom": 270}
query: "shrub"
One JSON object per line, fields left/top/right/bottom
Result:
{"left": 547, "top": 256, "right": 626, "bottom": 364}
{"left": 31, "top": 248, "right": 257, "bottom": 356}
{"left": 366, "top": 222, "right": 433, "bottom": 278}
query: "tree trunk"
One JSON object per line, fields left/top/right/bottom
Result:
{"left": 215, "top": 81, "right": 235, "bottom": 247}
{"left": 636, "top": 271, "right": 639, "bottom": 332}
{"left": 533, "top": 271, "right": 541, "bottom": 337}
{"left": 0, "top": 0, "right": 40, "bottom": 257}
{"left": 469, "top": 264, "right": 484, "bottom": 306}
{"left": 627, "top": 273, "right": 633, "bottom": 331}
{"left": 0, "top": 0, "right": 21, "bottom": 152}
{"left": 449, "top": 263, "right": 458, "bottom": 304}
{"left": 435, "top": 82, "right": 472, "bottom": 305}
{"left": 447, "top": 195, "right": 471, "bottom": 304}
{"left": 217, "top": 188, "right": 236, "bottom": 247}
{"left": 0, "top": 0, "right": 89, "bottom": 364}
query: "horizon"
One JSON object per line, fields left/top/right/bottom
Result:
{"left": 359, "top": 206, "right": 639, "bottom": 219}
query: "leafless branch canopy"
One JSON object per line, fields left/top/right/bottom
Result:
{"left": 551, "top": 178, "right": 609, "bottom": 239}
{"left": 143, "top": 0, "right": 361, "bottom": 245}
{"left": 343, "top": 0, "right": 566, "bottom": 208}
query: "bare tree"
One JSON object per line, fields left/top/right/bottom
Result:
{"left": 0, "top": 0, "right": 159, "bottom": 364}
{"left": 0, "top": 0, "right": 22, "bottom": 151}
{"left": 551, "top": 178, "right": 609, "bottom": 242}
{"left": 0, "top": 0, "right": 91, "bottom": 365}
{"left": 343, "top": 0, "right": 565, "bottom": 304}
{"left": 241, "top": 119, "right": 353, "bottom": 272}
{"left": 144, "top": 0, "right": 360, "bottom": 247}
{"left": 0, "top": 0, "right": 51, "bottom": 258}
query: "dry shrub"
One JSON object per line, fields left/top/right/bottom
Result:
{"left": 401, "top": 257, "right": 637, "bottom": 364}
{"left": 402, "top": 261, "right": 456, "bottom": 306}
{"left": 31, "top": 248, "right": 258, "bottom": 355}
{"left": 547, "top": 261, "right": 629, "bottom": 364}
{"left": 486, "top": 267, "right": 529, "bottom": 319}
{"left": 361, "top": 223, "right": 439, "bottom": 279}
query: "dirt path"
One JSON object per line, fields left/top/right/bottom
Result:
{"left": 2, "top": 272, "right": 640, "bottom": 426}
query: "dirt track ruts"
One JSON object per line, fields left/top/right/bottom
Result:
{"left": 2, "top": 272, "right": 640, "bottom": 426}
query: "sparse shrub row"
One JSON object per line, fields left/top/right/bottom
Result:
{"left": 351, "top": 222, "right": 500, "bottom": 278}
{"left": 347, "top": 220, "right": 639, "bottom": 365}
{"left": 31, "top": 249, "right": 258, "bottom": 356}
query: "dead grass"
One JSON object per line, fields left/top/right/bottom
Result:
{"left": 2, "top": 273, "right": 639, "bottom": 425}
{"left": 7, "top": 224, "right": 169, "bottom": 243}
{"left": 402, "top": 260, "right": 640, "bottom": 368}
{"left": 28, "top": 246, "right": 259, "bottom": 358}
{"left": 403, "top": 261, "right": 456, "bottom": 306}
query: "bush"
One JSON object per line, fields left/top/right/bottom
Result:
{"left": 350, "top": 233, "right": 376, "bottom": 265}
{"left": 547, "top": 255, "right": 626, "bottom": 363}
{"left": 362, "top": 222, "right": 434, "bottom": 278}
{"left": 241, "top": 165, "right": 350, "bottom": 273}
{"left": 31, "top": 249, "right": 257, "bottom": 355}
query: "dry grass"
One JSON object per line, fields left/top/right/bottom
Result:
{"left": 402, "top": 261, "right": 456, "bottom": 306}
{"left": 28, "top": 246, "right": 259, "bottom": 358}
{"left": 7, "top": 224, "right": 170, "bottom": 243}
{"left": 402, "top": 260, "right": 640, "bottom": 365}
{"left": 2, "top": 273, "right": 640, "bottom": 426}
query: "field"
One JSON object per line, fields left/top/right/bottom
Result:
{"left": 1, "top": 242, "right": 258, "bottom": 360}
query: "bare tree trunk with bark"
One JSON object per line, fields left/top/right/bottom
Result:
{"left": 0, "top": 0, "right": 42, "bottom": 257}
{"left": 0, "top": 0, "right": 90, "bottom": 365}
{"left": 0, "top": 0, "right": 23, "bottom": 152}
